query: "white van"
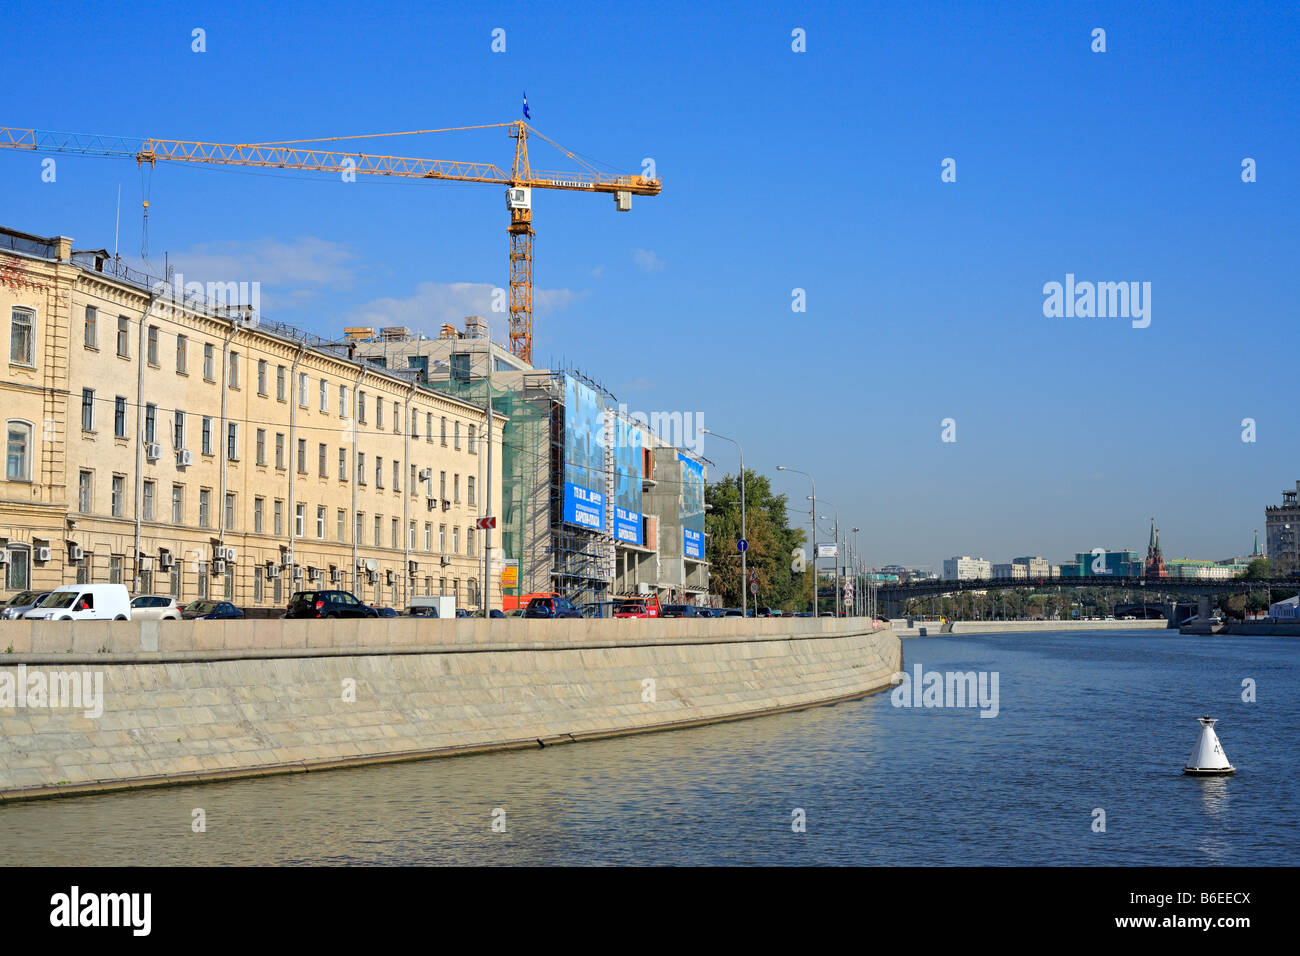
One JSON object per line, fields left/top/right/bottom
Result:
{"left": 23, "top": 584, "right": 132, "bottom": 621}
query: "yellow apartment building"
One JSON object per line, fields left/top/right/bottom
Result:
{"left": 1, "top": 227, "right": 505, "bottom": 612}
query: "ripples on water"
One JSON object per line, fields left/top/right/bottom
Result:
{"left": 1, "top": 630, "right": 1295, "bottom": 865}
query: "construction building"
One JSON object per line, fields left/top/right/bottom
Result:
{"left": 350, "top": 321, "right": 711, "bottom": 608}
{"left": 1, "top": 226, "right": 504, "bottom": 611}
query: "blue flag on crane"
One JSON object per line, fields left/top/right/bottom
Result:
{"left": 522, "top": 92, "right": 530, "bottom": 120}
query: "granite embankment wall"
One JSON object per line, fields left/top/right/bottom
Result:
{"left": 0, "top": 617, "right": 900, "bottom": 802}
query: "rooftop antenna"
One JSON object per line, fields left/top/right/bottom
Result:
{"left": 113, "top": 183, "right": 121, "bottom": 260}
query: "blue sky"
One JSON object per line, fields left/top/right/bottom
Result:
{"left": 3, "top": 0, "right": 1297, "bottom": 568}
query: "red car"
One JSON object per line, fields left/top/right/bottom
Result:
{"left": 614, "top": 596, "right": 662, "bottom": 618}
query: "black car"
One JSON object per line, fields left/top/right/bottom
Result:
{"left": 369, "top": 606, "right": 399, "bottom": 618}
{"left": 284, "top": 590, "right": 379, "bottom": 619}
{"left": 181, "top": 600, "right": 244, "bottom": 620}
{"left": 661, "top": 604, "right": 702, "bottom": 618}
{"left": 524, "top": 596, "right": 582, "bottom": 618}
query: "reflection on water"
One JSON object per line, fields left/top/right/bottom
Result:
{"left": 0, "top": 631, "right": 1295, "bottom": 865}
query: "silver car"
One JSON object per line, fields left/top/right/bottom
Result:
{"left": 129, "top": 595, "right": 182, "bottom": 621}
{"left": 1, "top": 590, "right": 51, "bottom": 620}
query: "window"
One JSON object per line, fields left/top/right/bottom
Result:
{"left": 111, "top": 475, "right": 125, "bottom": 516}
{"left": 295, "top": 503, "right": 305, "bottom": 538}
{"left": 223, "top": 564, "right": 234, "bottom": 600}
{"left": 202, "top": 417, "right": 213, "bottom": 456}
{"left": 391, "top": 518, "right": 399, "bottom": 550}
{"left": 174, "top": 410, "right": 185, "bottom": 449}
{"left": 76, "top": 554, "right": 92, "bottom": 585}
{"left": 318, "top": 443, "right": 327, "bottom": 477}
{"left": 172, "top": 484, "right": 184, "bottom": 524}
{"left": 4, "top": 545, "right": 29, "bottom": 591}
{"left": 298, "top": 372, "right": 308, "bottom": 407}
{"left": 468, "top": 476, "right": 476, "bottom": 507}
{"left": 410, "top": 464, "right": 416, "bottom": 496}
{"left": 469, "top": 424, "right": 477, "bottom": 453}
{"left": 358, "top": 451, "right": 366, "bottom": 485}
{"left": 424, "top": 523, "right": 432, "bottom": 551}
{"left": 374, "top": 515, "right": 382, "bottom": 547}
{"left": 254, "top": 497, "right": 265, "bottom": 533}
{"left": 453, "top": 526, "right": 460, "bottom": 554}
{"left": 227, "top": 423, "right": 238, "bottom": 460}
{"left": 393, "top": 401, "right": 400, "bottom": 433}
{"left": 356, "top": 512, "right": 365, "bottom": 545}
{"left": 275, "top": 433, "right": 285, "bottom": 470}
{"left": 393, "top": 460, "right": 400, "bottom": 492}
{"left": 440, "top": 416, "right": 447, "bottom": 445}
{"left": 358, "top": 391, "right": 367, "bottom": 423}
{"left": 319, "top": 379, "right": 328, "bottom": 413}
{"left": 439, "top": 576, "right": 447, "bottom": 596}
{"left": 229, "top": 351, "right": 240, "bottom": 388}
{"left": 6, "top": 420, "right": 32, "bottom": 481}
{"left": 453, "top": 474, "right": 460, "bottom": 502}
{"left": 339, "top": 448, "right": 347, "bottom": 481}
{"left": 377, "top": 400, "right": 385, "bottom": 431}
{"left": 454, "top": 421, "right": 461, "bottom": 450}
{"left": 142, "top": 480, "right": 155, "bottom": 520}
{"left": 439, "top": 524, "right": 446, "bottom": 552}
{"left": 176, "top": 335, "right": 187, "bottom": 373}
{"left": 203, "top": 343, "right": 215, "bottom": 381}
{"left": 110, "top": 555, "right": 123, "bottom": 584}
{"left": 297, "top": 438, "right": 307, "bottom": 474}
{"left": 426, "top": 412, "right": 433, "bottom": 442}
{"left": 144, "top": 403, "right": 156, "bottom": 444}
{"left": 225, "top": 492, "right": 237, "bottom": 531}
{"left": 276, "top": 365, "right": 287, "bottom": 401}
{"left": 170, "top": 564, "right": 181, "bottom": 599}
{"left": 84, "top": 306, "right": 97, "bottom": 349}
{"left": 258, "top": 359, "right": 267, "bottom": 395}
{"left": 376, "top": 457, "right": 384, "bottom": 488}
{"left": 256, "top": 429, "right": 266, "bottom": 465}
{"left": 274, "top": 500, "right": 284, "bottom": 536}
{"left": 409, "top": 521, "right": 416, "bottom": 549}
{"left": 254, "top": 571, "right": 263, "bottom": 604}
{"left": 116, "top": 315, "right": 129, "bottom": 358}
{"left": 316, "top": 505, "right": 326, "bottom": 539}
{"left": 80, "top": 388, "right": 95, "bottom": 431}
{"left": 339, "top": 385, "right": 348, "bottom": 418}
{"left": 197, "top": 562, "right": 208, "bottom": 599}
{"left": 199, "top": 489, "right": 211, "bottom": 528}
{"left": 337, "top": 509, "right": 346, "bottom": 542}
{"left": 411, "top": 412, "right": 419, "bottom": 440}
{"left": 78, "top": 470, "right": 93, "bottom": 513}
{"left": 440, "top": 471, "right": 447, "bottom": 499}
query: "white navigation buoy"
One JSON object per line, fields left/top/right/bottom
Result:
{"left": 1184, "top": 715, "right": 1235, "bottom": 776}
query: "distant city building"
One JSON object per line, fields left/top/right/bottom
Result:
{"left": 992, "top": 563, "right": 1028, "bottom": 580}
{"left": 1011, "top": 555, "right": 1053, "bottom": 578}
{"left": 943, "top": 556, "right": 992, "bottom": 581}
{"left": 1166, "top": 559, "right": 1238, "bottom": 581}
{"left": 1058, "top": 550, "right": 1144, "bottom": 578}
{"left": 1265, "top": 482, "right": 1300, "bottom": 574}
{"left": 1145, "top": 519, "right": 1169, "bottom": 578}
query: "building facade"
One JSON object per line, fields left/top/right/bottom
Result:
{"left": 1, "top": 228, "right": 503, "bottom": 611}
{"left": 1265, "top": 481, "right": 1300, "bottom": 574}
{"left": 942, "top": 556, "right": 992, "bottom": 581}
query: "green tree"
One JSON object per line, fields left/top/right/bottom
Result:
{"left": 1242, "top": 557, "right": 1273, "bottom": 581}
{"left": 706, "top": 469, "right": 809, "bottom": 612}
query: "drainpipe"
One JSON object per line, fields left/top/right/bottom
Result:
{"left": 216, "top": 317, "right": 239, "bottom": 587}
{"left": 351, "top": 367, "right": 366, "bottom": 592}
{"left": 286, "top": 344, "right": 306, "bottom": 578}
{"left": 132, "top": 287, "right": 162, "bottom": 591}
{"left": 403, "top": 380, "right": 415, "bottom": 608}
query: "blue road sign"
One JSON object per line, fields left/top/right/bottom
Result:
{"left": 737, "top": 538, "right": 748, "bottom": 552}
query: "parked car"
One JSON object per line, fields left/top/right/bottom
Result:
{"left": 615, "top": 595, "right": 662, "bottom": 618}
{"left": 181, "top": 601, "right": 244, "bottom": 620}
{"left": 455, "top": 608, "right": 472, "bottom": 618}
{"left": 1, "top": 590, "right": 51, "bottom": 620}
{"left": 406, "top": 606, "right": 440, "bottom": 618}
{"left": 661, "top": 604, "right": 702, "bottom": 618}
{"left": 524, "top": 595, "right": 582, "bottom": 618}
{"left": 284, "top": 590, "right": 379, "bottom": 619}
{"left": 369, "top": 606, "right": 399, "bottom": 618}
{"left": 581, "top": 600, "right": 621, "bottom": 619}
{"left": 24, "top": 584, "right": 133, "bottom": 621}
{"left": 722, "top": 608, "right": 745, "bottom": 617}
{"left": 130, "top": 595, "right": 181, "bottom": 621}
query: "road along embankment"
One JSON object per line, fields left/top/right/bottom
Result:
{"left": 0, "top": 617, "right": 900, "bottom": 802}
{"left": 890, "top": 618, "right": 1170, "bottom": 635}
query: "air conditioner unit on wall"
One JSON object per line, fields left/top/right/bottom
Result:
{"left": 177, "top": 449, "right": 194, "bottom": 467}
{"left": 0, "top": 549, "right": 10, "bottom": 566}
{"left": 145, "top": 443, "right": 162, "bottom": 461}
{"left": 441, "top": 500, "right": 451, "bottom": 512}
{"left": 329, "top": 567, "right": 339, "bottom": 584}
{"left": 265, "top": 563, "right": 280, "bottom": 579}
{"left": 427, "top": 496, "right": 436, "bottom": 511}
{"left": 35, "top": 546, "right": 51, "bottom": 563}
{"left": 440, "top": 555, "right": 451, "bottom": 567}
{"left": 213, "top": 559, "right": 227, "bottom": 575}
{"left": 159, "top": 550, "right": 174, "bottom": 569}
{"left": 218, "top": 545, "right": 237, "bottom": 562}
{"left": 308, "top": 566, "right": 320, "bottom": 582}
{"left": 408, "top": 560, "right": 418, "bottom": 574}
{"left": 68, "top": 544, "right": 84, "bottom": 563}
{"left": 384, "top": 569, "right": 394, "bottom": 585}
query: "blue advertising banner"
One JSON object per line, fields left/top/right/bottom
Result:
{"left": 563, "top": 375, "right": 607, "bottom": 532}
{"left": 613, "top": 416, "right": 643, "bottom": 545}
{"left": 680, "top": 453, "right": 705, "bottom": 559}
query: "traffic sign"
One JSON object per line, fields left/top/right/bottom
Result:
{"left": 749, "top": 582, "right": 758, "bottom": 594}
{"left": 476, "top": 516, "right": 497, "bottom": 530}
{"left": 737, "top": 538, "right": 748, "bottom": 553}
{"left": 748, "top": 569, "right": 759, "bottom": 583}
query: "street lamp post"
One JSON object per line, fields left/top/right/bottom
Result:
{"left": 776, "top": 465, "right": 817, "bottom": 617}
{"left": 813, "top": 501, "right": 840, "bottom": 616}
{"left": 701, "top": 428, "right": 747, "bottom": 618}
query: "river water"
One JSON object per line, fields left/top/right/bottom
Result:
{"left": 1, "top": 629, "right": 1295, "bottom": 865}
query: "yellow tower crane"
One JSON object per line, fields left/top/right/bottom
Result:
{"left": 0, "top": 122, "right": 662, "bottom": 363}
